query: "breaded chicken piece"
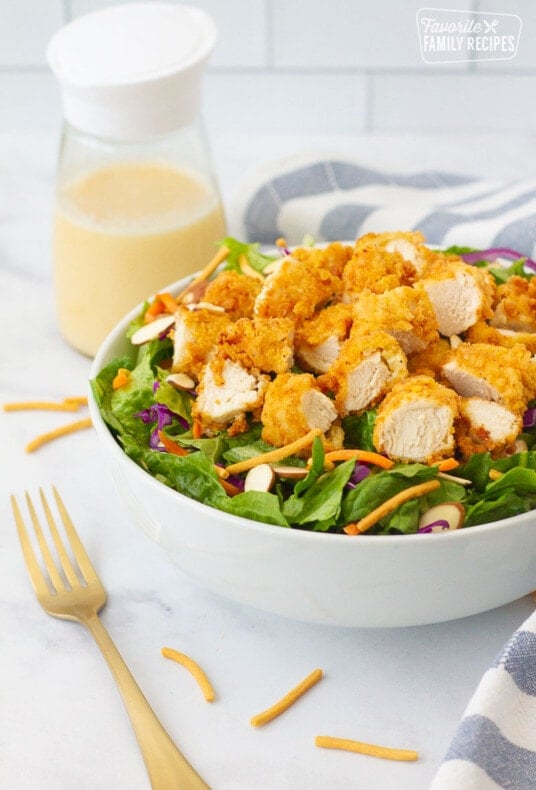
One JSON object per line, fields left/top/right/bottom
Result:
{"left": 202, "top": 269, "right": 262, "bottom": 320}
{"left": 441, "top": 342, "right": 533, "bottom": 416}
{"left": 216, "top": 316, "right": 295, "bottom": 375}
{"left": 172, "top": 306, "right": 230, "bottom": 380}
{"left": 319, "top": 327, "right": 407, "bottom": 417}
{"left": 261, "top": 372, "right": 338, "bottom": 450}
{"left": 407, "top": 338, "right": 453, "bottom": 379}
{"left": 192, "top": 358, "right": 268, "bottom": 435}
{"left": 491, "top": 275, "right": 536, "bottom": 332}
{"left": 291, "top": 241, "right": 353, "bottom": 278}
{"left": 373, "top": 375, "right": 458, "bottom": 463}
{"left": 342, "top": 246, "right": 416, "bottom": 301}
{"left": 353, "top": 230, "right": 428, "bottom": 274}
{"left": 415, "top": 259, "right": 495, "bottom": 337}
{"left": 352, "top": 286, "right": 438, "bottom": 355}
{"left": 456, "top": 397, "right": 521, "bottom": 460}
{"left": 295, "top": 303, "right": 354, "bottom": 374}
{"left": 255, "top": 254, "right": 341, "bottom": 321}
{"left": 466, "top": 321, "right": 536, "bottom": 355}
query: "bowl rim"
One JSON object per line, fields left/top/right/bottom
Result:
{"left": 89, "top": 268, "right": 536, "bottom": 546}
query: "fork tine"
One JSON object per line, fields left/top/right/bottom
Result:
{"left": 52, "top": 486, "right": 100, "bottom": 585}
{"left": 40, "top": 488, "right": 80, "bottom": 589}
{"left": 25, "top": 491, "right": 65, "bottom": 592}
{"left": 11, "top": 494, "right": 54, "bottom": 598}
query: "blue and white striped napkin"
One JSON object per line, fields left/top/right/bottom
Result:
{"left": 231, "top": 153, "right": 536, "bottom": 258}
{"left": 432, "top": 609, "right": 536, "bottom": 789}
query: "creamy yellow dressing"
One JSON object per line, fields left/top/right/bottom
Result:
{"left": 54, "top": 162, "right": 226, "bottom": 356}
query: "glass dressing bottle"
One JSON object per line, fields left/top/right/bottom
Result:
{"left": 47, "top": 2, "right": 226, "bottom": 357}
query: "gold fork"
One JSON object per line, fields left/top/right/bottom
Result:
{"left": 11, "top": 487, "right": 210, "bottom": 790}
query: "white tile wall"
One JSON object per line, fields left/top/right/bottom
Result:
{"left": 0, "top": 0, "right": 535, "bottom": 132}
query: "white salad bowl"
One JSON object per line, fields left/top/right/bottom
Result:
{"left": 89, "top": 276, "right": 536, "bottom": 629}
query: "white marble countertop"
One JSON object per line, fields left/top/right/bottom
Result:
{"left": 2, "top": 130, "right": 536, "bottom": 790}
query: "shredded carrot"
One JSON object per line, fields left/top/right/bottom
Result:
{"left": 344, "top": 479, "right": 441, "bottom": 535}
{"left": 489, "top": 469, "right": 503, "bottom": 481}
{"left": 25, "top": 418, "right": 93, "bottom": 453}
{"left": 157, "top": 430, "right": 189, "bottom": 456}
{"left": 323, "top": 449, "right": 394, "bottom": 470}
{"left": 176, "top": 245, "right": 230, "bottom": 304}
{"left": 436, "top": 458, "right": 459, "bottom": 472}
{"left": 218, "top": 477, "right": 242, "bottom": 497}
{"left": 222, "top": 429, "right": 322, "bottom": 478}
{"left": 192, "top": 419, "right": 203, "bottom": 439}
{"left": 315, "top": 735, "right": 418, "bottom": 762}
{"left": 144, "top": 298, "right": 166, "bottom": 322}
{"left": 250, "top": 668, "right": 323, "bottom": 728}
{"left": 158, "top": 292, "right": 179, "bottom": 314}
{"left": 161, "top": 647, "right": 216, "bottom": 702}
{"left": 112, "top": 368, "right": 131, "bottom": 390}
{"left": 239, "top": 253, "right": 265, "bottom": 282}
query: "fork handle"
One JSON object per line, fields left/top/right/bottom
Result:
{"left": 84, "top": 613, "right": 210, "bottom": 790}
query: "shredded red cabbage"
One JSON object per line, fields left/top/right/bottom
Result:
{"left": 346, "top": 463, "right": 371, "bottom": 489}
{"left": 461, "top": 247, "right": 536, "bottom": 272}
{"left": 523, "top": 407, "right": 536, "bottom": 428}
{"left": 417, "top": 519, "right": 450, "bottom": 534}
{"left": 214, "top": 462, "right": 245, "bottom": 491}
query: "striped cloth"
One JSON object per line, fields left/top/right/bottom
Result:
{"left": 232, "top": 153, "right": 536, "bottom": 258}
{"left": 431, "top": 609, "right": 536, "bottom": 789}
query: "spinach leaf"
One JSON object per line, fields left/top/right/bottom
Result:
{"left": 222, "top": 491, "right": 289, "bottom": 527}
{"left": 283, "top": 459, "right": 354, "bottom": 526}
{"left": 342, "top": 410, "right": 377, "bottom": 452}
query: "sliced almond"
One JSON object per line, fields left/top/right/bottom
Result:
{"left": 166, "top": 373, "right": 195, "bottom": 391}
{"left": 418, "top": 502, "right": 465, "bottom": 532}
{"left": 273, "top": 465, "right": 309, "bottom": 480}
{"left": 131, "top": 314, "right": 176, "bottom": 346}
{"left": 514, "top": 438, "right": 529, "bottom": 453}
{"left": 437, "top": 472, "right": 472, "bottom": 486}
{"left": 185, "top": 301, "right": 226, "bottom": 313}
{"left": 244, "top": 463, "right": 276, "bottom": 493}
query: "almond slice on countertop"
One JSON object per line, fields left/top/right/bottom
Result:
{"left": 418, "top": 502, "right": 465, "bottom": 532}
{"left": 166, "top": 373, "right": 196, "bottom": 391}
{"left": 185, "top": 301, "right": 226, "bottom": 313}
{"left": 272, "top": 465, "right": 309, "bottom": 480}
{"left": 131, "top": 314, "right": 176, "bottom": 345}
{"left": 244, "top": 463, "right": 276, "bottom": 493}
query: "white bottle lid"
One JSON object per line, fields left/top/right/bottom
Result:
{"left": 47, "top": 2, "right": 217, "bottom": 140}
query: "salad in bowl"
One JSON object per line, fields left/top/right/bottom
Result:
{"left": 91, "top": 232, "right": 536, "bottom": 538}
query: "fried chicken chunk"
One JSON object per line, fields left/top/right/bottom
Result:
{"left": 255, "top": 253, "right": 341, "bottom": 321}
{"left": 491, "top": 275, "right": 536, "bottom": 332}
{"left": 172, "top": 306, "right": 230, "bottom": 380}
{"left": 202, "top": 269, "right": 262, "bottom": 320}
{"left": 261, "top": 372, "right": 338, "bottom": 449}
{"left": 216, "top": 316, "right": 295, "bottom": 375}
{"left": 466, "top": 321, "right": 536, "bottom": 355}
{"left": 352, "top": 286, "right": 438, "bottom": 355}
{"left": 455, "top": 397, "right": 521, "bottom": 460}
{"left": 342, "top": 246, "right": 416, "bottom": 301}
{"left": 441, "top": 342, "right": 535, "bottom": 416}
{"left": 319, "top": 327, "right": 407, "bottom": 417}
{"left": 192, "top": 358, "right": 268, "bottom": 435}
{"left": 295, "top": 303, "right": 354, "bottom": 374}
{"left": 373, "top": 375, "right": 459, "bottom": 463}
{"left": 415, "top": 258, "right": 495, "bottom": 337}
